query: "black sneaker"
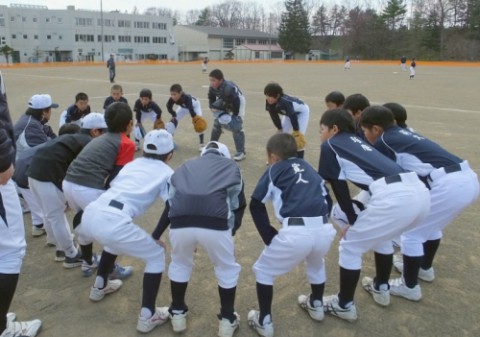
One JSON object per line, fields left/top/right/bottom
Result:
{"left": 63, "top": 251, "right": 83, "bottom": 269}
{"left": 54, "top": 250, "right": 66, "bottom": 262}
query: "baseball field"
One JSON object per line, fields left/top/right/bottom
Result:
{"left": 1, "top": 60, "right": 479, "bottom": 337}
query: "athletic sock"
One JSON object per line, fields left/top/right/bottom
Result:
{"left": 338, "top": 267, "right": 360, "bottom": 308}
{"left": 256, "top": 282, "right": 273, "bottom": 324}
{"left": 402, "top": 255, "right": 422, "bottom": 288}
{"left": 310, "top": 283, "right": 325, "bottom": 306}
{"left": 218, "top": 286, "right": 237, "bottom": 322}
{"left": 421, "top": 239, "right": 440, "bottom": 270}
{"left": 141, "top": 272, "right": 162, "bottom": 315}
{"left": 170, "top": 281, "right": 189, "bottom": 312}
{"left": 374, "top": 252, "right": 393, "bottom": 287}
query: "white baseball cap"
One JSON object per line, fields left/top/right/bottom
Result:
{"left": 28, "top": 94, "right": 59, "bottom": 109}
{"left": 143, "top": 129, "right": 174, "bottom": 155}
{"left": 200, "top": 141, "right": 231, "bottom": 159}
{"left": 81, "top": 112, "right": 108, "bottom": 130}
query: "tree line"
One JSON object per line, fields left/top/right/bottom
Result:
{"left": 144, "top": 0, "right": 480, "bottom": 61}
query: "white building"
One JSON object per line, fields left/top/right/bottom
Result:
{"left": 0, "top": 4, "right": 177, "bottom": 63}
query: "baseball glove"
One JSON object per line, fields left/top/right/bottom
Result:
{"left": 292, "top": 130, "right": 306, "bottom": 150}
{"left": 154, "top": 118, "right": 165, "bottom": 130}
{"left": 192, "top": 115, "right": 207, "bottom": 133}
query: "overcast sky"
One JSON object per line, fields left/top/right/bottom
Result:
{"left": 3, "top": 0, "right": 284, "bottom": 13}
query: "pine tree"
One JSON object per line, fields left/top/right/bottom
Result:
{"left": 278, "top": 0, "right": 311, "bottom": 58}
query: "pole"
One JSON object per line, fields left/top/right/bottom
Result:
{"left": 100, "top": 0, "right": 104, "bottom": 61}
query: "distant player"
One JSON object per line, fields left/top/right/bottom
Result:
{"left": 247, "top": 133, "right": 336, "bottom": 337}
{"left": 344, "top": 56, "right": 351, "bottom": 70}
{"left": 202, "top": 57, "right": 209, "bottom": 73}
{"left": 154, "top": 141, "right": 246, "bottom": 337}
{"left": 208, "top": 69, "right": 246, "bottom": 161}
{"left": 107, "top": 54, "right": 116, "bottom": 83}
{"left": 400, "top": 56, "right": 407, "bottom": 72}
{"left": 360, "top": 105, "right": 479, "bottom": 301}
{"left": 59, "top": 92, "right": 91, "bottom": 127}
{"left": 166, "top": 84, "right": 207, "bottom": 151}
{"left": 264, "top": 83, "right": 309, "bottom": 158}
{"left": 78, "top": 129, "right": 175, "bottom": 333}
{"left": 409, "top": 58, "right": 416, "bottom": 79}
{"left": 103, "top": 84, "right": 128, "bottom": 111}
{"left": 324, "top": 91, "right": 345, "bottom": 110}
{"left": 318, "top": 108, "right": 430, "bottom": 321}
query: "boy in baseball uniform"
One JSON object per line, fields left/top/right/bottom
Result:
{"left": 155, "top": 141, "right": 246, "bottom": 337}
{"left": 264, "top": 83, "right": 309, "bottom": 159}
{"left": 247, "top": 133, "right": 336, "bottom": 337}
{"left": 166, "top": 84, "right": 207, "bottom": 151}
{"left": 63, "top": 102, "right": 135, "bottom": 277}
{"left": 59, "top": 92, "right": 91, "bottom": 127}
{"left": 318, "top": 109, "right": 430, "bottom": 321}
{"left": 324, "top": 91, "right": 345, "bottom": 110}
{"left": 78, "top": 129, "right": 175, "bottom": 333}
{"left": 360, "top": 105, "right": 479, "bottom": 301}
{"left": 103, "top": 84, "right": 128, "bottom": 111}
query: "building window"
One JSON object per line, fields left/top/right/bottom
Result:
{"left": 98, "top": 19, "right": 114, "bottom": 27}
{"left": 159, "top": 54, "right": 167, "bottom": 59}
{"left": 11, "top": 34, "right": 16, "bottom": 39}
{"left": 46, "top": 18, "right": 50, "bottom": 23}
{"left": 23, "top": 34, "right": 28, "bottom": 39}
{"left": 223, "top": 38, "right": 234, "bottom": 49}
{"left": 119, "top": 35, "right": 132, "bottom": 43}
{"left": 0, "top": 18, "right": 5, "bottom": 27}
{"left": 271, "top": 51, "right": 283, "bottom": 58}
{"left": 247, "top": 39, "right": 256, "bottom": 44}
{"left": 134, "top": 21, "right": 150, "bottom": 29}
{"left": 33, "top": 17, "right": 37, "bottom": 22}
{"left": 76, "top": 17, "right": 93, "bottom": 26}
{"left": 118, "top": 20, "right": 131, "bottom": 28}
{"left": 22, "top": 17, "right": 26, "bottom": 22}
{"left": 255, "top": 52, "right": 260, "bottom": 58}
{"left": 59, "top": 35, "right": 62, "bottom": 40}
{"left": 236, "top": 39, "right": 245, "bottom": 46}
{"left": 152, "top": 22, "right": 167, "bottom": 29}
{"left": 10, "top": 17, "right": 14, "bottom": 22}
{"left": 258, "top": 39, "right": 268, "bottom": 45}
{"left": 134, "top": 36, "right": 150, "bottom": 43}
{"left": 34, "top": 35, "right": 38, "bottom": 39}
{"left": 58, "top": 18, "right": 62, "bottom": 23}
{"left": 153, "top": 36, "right": 167, "bottom": 44}
{"left": 270, "top": 39, "right": 277, "bottom": 45}
{"left": 47, "top": 35, "right": 51, "bottom": 39}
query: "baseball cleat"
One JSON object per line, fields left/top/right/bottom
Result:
{"left": 89, "top": 279, "right": 123, "bottom": 302}
{"left": 298, "top": 294, "right": 324, "bottom": 321}
{"left": 323, "top": 294, "right": 357, "bottom": 322}
{"left": 393, "top": 254, "right": 435, "bottom": 282}
{"left": 361, "top": 277, "right": 390, "bottom": 306}
{"left": 247, "top": 310, "right": 273, "bottom": 337}
{"left": 389, "top": 277, "right": 422, "bottom": 301}
{"left": 170, "top": 310, "right": 187, "bottom": 332}
{"left": 218, "top": 312, "right": 240, "bottom": 337}
{"left": 136, "top": 307, "right": 169, "bottom": 333}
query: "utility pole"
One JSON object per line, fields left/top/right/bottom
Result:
{"left": 100, "top": 0, "right": 104, "bottom": 61}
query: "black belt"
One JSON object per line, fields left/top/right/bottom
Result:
{"left": 444, "top": 163, "right": 462, "bottom": 174}
{"left": 109, "top": 199, "right": 124, "bottom": 210}
{"left": 287, "top": 215, "right": 328, "bottom": 226}
{"left": 384, "top": 174, "right": 402, "bottom": 184}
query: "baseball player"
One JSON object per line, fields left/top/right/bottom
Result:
{"left": 0, "top": 71, "right": 42, "bottom": 337}
{"left": 154, "top": 141, "right": 246, "bottom": 337}
{"left": 201, "top": 57, "right": 209, "bottom": 73}
{"left": 344, "top": 56, "right": 351, "bottom": 70}
{"left": 103, "top": 84, "right": 128, "bottom": 111}
{"left": 264, "top": 83, "right": 309, "bottom": 158}
{"left": 360, "top": 105, "right": 479, "bottom": 301}
{"left": 247, "top": 133, "right": 336, "bottom": 337}
{"left": 409, "top": 58, "right": 416, "bottom": 79}
{"left": 77, "top": 129, "right": 175, "bottom": 333}
{"left": 14, "top": 94, "right": 59, "bottom": 237}
{"left": 400, "top": 56, "right": 407, "bottom": 71}
{"left": 166, "top": 84, "right": 207, "bottom": 151}
{"left": 59, "top": 92, "right": 91, "bottom": 128}
{"left": 318, "top": 109, "right": 430, "bottom": 320}
{"left": 63, "top": 102, "right": 135, "bottom": 277}
{"left": 343, "top": 93, "right": 370, "bottom": 140}
{"left": 107, "top": 54, "right": 116, "bottom": 83}
{"left": 27, "top": 113, "right": 107, "bottom": 267}
{"left": 208, "top": 69, "right": 246, "bottom": 161}
{"left": 324, "top": 91, "right": 345, "bottom": 110}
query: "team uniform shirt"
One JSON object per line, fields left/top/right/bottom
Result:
{"left": 265, "top": 94, "right": 309, "bottom": 134}
{"left": 166, "top": 93, "right": 201, "bottom": 119}
{"left": 103, "top": 96, "right": 128, "bottom": 110}
{"left": 133, "top": 99, "right": 164, "bottom": 124}
{"left": 64, "top": 132, "right": 135, "bottom": 190}
{"left": 208, "top": 80, "right": 245, "bottom": 117}
{"left": 64, "top": 104, "right": 91, "bottom": 124}
{"left": 250, "top": 157, "right": 337, "bottom": 286}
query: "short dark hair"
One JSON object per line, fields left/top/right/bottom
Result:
{"left": 325, "top": 91, "right": 345, "bottom": 106}
{"left": 343, "top": 94, "right": 370, "bottom": 115}
{"left": 266, "top": 133, "right": 297, "bottom": 159}
{"left": 139, "top": 88, "right": 152, "bottom": 99}
{"left": 383, "top": 102, "right": 408, "bottom": 128}
{"left": 25, "top": 107, "right": 46, "bottom": 119}
{"left": 264, "top": 83, "right": 284, "bottom": 97}
{"left": 143, "top": 150, "right": 173, "bottom": 162}
{"left": 75, "top": 92, "right": 88, "bottom": 102}
{"left": 111, "top": 84, "right": 123, "bottom": 92}
{"left": 170, "top": 84, "right": 182, "bottom": 93}
{"left": 320, "top": 108, "right": 356, "bottom": 133}
{"left": 209, "top": 69, "right": 224, "bottom": 80}
{"left": 59, "top": 123, "right": 81, "bottom": 135}
{"left": 360, "top": 106, "right": 396, "bottom": 129}
{"left": 104, "top": 102, "right": 133, "bottom": 133}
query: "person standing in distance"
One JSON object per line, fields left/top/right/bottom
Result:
{"left": 208, "top": 69, "right": 246, "bottom": 161}
{"left": 107, "top": 54, "right": 116, "bottom": 83}
{"left": 409, "top": 58, "right": 416, "bottom": 79}
{"left": 247, "top": 133, "right": 336, "bottom": 337}
{"left": 264, "top": 83, "right": 309, "bottom": 158}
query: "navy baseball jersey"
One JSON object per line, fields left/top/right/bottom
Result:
{"left": 65, "top": 104, "right": 91, "bottom": 123}
{"left": 373, "top": 126, "right": 462, "bottom": 178}
{"left": 265, "top": 94, "right": 305, "bottom": 131}
{"left": 166, "top": 93, "right": 198, "bottom": 118}
{"left": 133, "top": 99, "right": 162, "bottom": 124}
{"left": 208, "top": 80, "right": 243, "bottom": 115}
{"left": 103, "top": 96, "right": 128, "bottom": 110}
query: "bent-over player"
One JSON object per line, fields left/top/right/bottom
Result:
{"left": 264, "top": 83, "right": 309, "bottom": 158}
{"left": 78, "top": 129, "right": 175, "bottom": 333}
{"left": 318, "top": 109, "right": 430, "bottom": 321}
{"left": 360, "top": 105, "right": 479, "bottom": 301}
{"left": 247, "top": 133, "right": 336, "bottom": 337}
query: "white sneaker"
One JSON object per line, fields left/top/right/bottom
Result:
{"left": 31, "top": 226, "right": 46, "bottom": 237}
{"left": 233, "top": 152, "right": 246, "bottom": 161}
{"left": 89, "top": 279, "right": 122, "bottom": 302}
{"left": 247, "top": 310, "right": 273, "bottom": 337}
{"left": 6, "top": 312, "right": 16, "bottom": 323}
{"left": 2, "top": 319, "right": 42, "bottom": 337}
{"left": 136, "top": 307, "right": 169, "bottom": 333}
{"left": 393, "top": 255, "right": 435, "bottom": 282}
{"left": 361, "top": 277, "right": 390, "bottom": 306}
{"left": 218, "top": 312, "right": 240, "bottom": 337}
{"left": 199, "top": 144, "right": 205, "bottom": 152}
{"left": 323, "top": 294, "right": 357, "bottom": 322}
{"left": 170, "top": 311, "right": 187, "bottom": 332}
{"left": 298, "top": 294, "right": 324, "bottom": 321}
{"left": 389, "top": 277, "right": 422, "bottom": 301}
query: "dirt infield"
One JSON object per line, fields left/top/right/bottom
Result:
{"left": 1, "top": 62, "right": 479, "bottom": 337}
